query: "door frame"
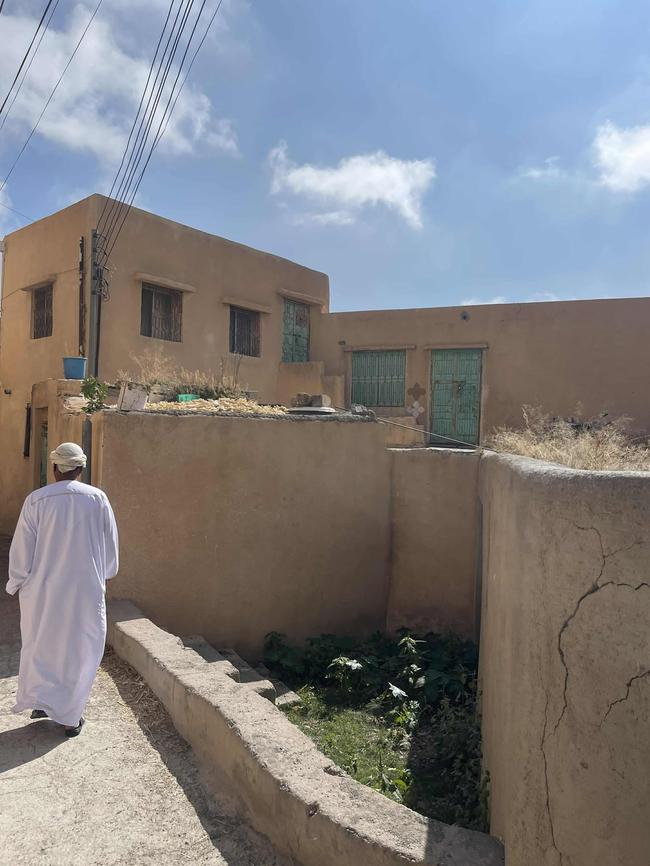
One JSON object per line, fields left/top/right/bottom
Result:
{"left": 428, "top": 346, "right": 486, "bottom": 446}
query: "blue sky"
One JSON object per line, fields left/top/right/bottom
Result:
{"left": 2, "top": 0, "right": 650, "bottom": 310}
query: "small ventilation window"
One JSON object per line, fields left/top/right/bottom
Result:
{"left": 32, "top": 284, "right": 53, "bottom": 339}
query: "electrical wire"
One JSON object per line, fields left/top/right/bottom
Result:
{"left": 0, "top": 199, "right": 33, "bottom": 223}
{"left": 0, "top": 265, "right": 78, "bottom": 313}
{"left": 0, "top": 1, "right": 6, "bottom": 16}
{"left": 102, "top": 0, "right": 207, "bottom": 258}
{"left": 95, "top": 0, "right": 178, "bottom": 234}
{"left": 0, "top": 0, "right": 63, "bottom": 133}
{"left": 98, "top": 0, "right": 197, "bottom": 246}
{"left": 0, "top": 0, "right": 104, "bottom": 198}
{"left": 103, "top": 0, "right": 224, "bottom": 262}
{"left": 155, "top": 0, "right": 224, "bottom": 147}
{"left": 99, "top": 0, "right": 200, "bottom": 253}
{"left": 333, "top": 405, "right": 482, "bottom": 450}
{"left": 97, "top": 0, "right": 189, "bottom": 239}
{"left": 0, "top": 0, "right": 56, "bottom": 119}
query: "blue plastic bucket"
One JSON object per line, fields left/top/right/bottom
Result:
{"left": 63, "top": 356, "right": 87, "bottom": 379}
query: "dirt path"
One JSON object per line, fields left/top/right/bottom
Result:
{"left": 0, "top": 537, "right": 289, "bottom": 866}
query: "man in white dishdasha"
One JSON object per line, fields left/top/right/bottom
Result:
{"left": 6, "top": 442, "right": 119, "bottom": 737}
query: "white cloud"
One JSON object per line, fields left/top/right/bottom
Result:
{"left": 269, "top": 142, "right": 435, "bottom": 229}
{"left": 519, "top": 156, "right": 563, "bottom": 181}
{"left": 528, "top": 291, "right": 561, "bottom": 302}
{"left": 0, "top": 188, "right": 18, "bottom": 234}
{"left": 593, "top": 121, "right": 650, "bottom": 192}
{"left": 292, "top": 210, "right": 356, "bottom": 226}
{"left": 0, "top": 3, "right": 239, "bottom": 168}
{"left": 460, "top": 295, "right": 509, "bottom": 306}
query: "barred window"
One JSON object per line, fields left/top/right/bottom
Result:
{"left": 141, "top": 284, "right": 182, "bottom": 342}
{"left": 32, "top": 284, "right": 53, "bottom": 339}
{"left": 230, "top": 306, "right": 260, "bottom": 357}
{"left": 351, "top": 350, "right": 406, "bottom": 407}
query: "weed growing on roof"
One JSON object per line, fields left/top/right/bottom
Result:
{"left": 117, "top": 347, "right": 244, "bottom": 400}
{"left": 264, "top": 629, "right": 489, "bottom": 831}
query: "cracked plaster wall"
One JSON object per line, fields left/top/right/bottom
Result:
{"left": 479, "top": 452, "right": 650, "bottom": 866}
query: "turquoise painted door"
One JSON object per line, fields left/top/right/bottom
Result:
{"left": 430, "top": 349, "right": 482, "bottom": 445}
{"left": 282, "top": 299, "right": 310, "bottom": 362}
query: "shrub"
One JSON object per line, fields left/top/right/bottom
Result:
{"left": 265, "top": 629, "right": 488, "bottom": 831}
{"left": 488, "top": 406, "right": 650, "bottom": 471}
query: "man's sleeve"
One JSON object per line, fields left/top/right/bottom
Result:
{"left": 7, "top": 499, "right": 37, "bottom": 596}
{"left": 103, "top": 498, "right": 119, "bottom": 580}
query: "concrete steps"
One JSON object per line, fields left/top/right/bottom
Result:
{"left": 181, "top": 636, "right": 300, "bottom": 707}
{"left": 217, "top": 648, "right": 277, "bottom": 701}
{"left": 256, "top": 664, "right": 302, "bottom": 708}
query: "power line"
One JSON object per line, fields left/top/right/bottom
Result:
{"left": 0, "top": 199, "right": 33, "bottom": 223}
{"left": 0, "top": 0, "right": 64, "bottom": 134}
{"left": 95, "top": 0, "right": 178, "bottom": 233}
{"left": 0, "top": 0, "right": 56, "bottom": 119}
{"left": 0, "top": 1, "right": 7, "bottom": 16}
{"left": 99, "top": 0, "right": 199, "bottom": 252}
{"left": 103, "top": 0, "right": 224, "bottom": 261}
{"left": 102, "top": 0, "right": 204, "bottom": 256}
{"left": 98, "top": 0, "right": 195, "bottom": 246}
{"left": 0, "top": 0, "right": 104, "bottom": 198}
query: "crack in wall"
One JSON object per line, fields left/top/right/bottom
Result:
{"left": 601, "top": 670, "right": 650, "bottom": 726}
{"left": 537, "top": 520, "right": 647, "bottom": 864}
{"left": 540, "top": 690, "right": 564, "bottom": 866}
{"left": 552, "top": 522, "right": 644, "bottom": 734}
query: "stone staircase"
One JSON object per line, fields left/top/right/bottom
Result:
{"left": 181, "top": 635, "right": 300, "bottom": 707}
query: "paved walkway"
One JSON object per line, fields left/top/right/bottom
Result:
{"left": 0, "top": 537, "right": 288, "bottom": 866}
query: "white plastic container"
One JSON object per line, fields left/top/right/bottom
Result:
{"left": 117, "top": 383, "right": 148, "bottom": 411}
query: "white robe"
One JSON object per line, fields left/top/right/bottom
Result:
{"left": 6, "top": 479, "right": 119, "bottom": 726}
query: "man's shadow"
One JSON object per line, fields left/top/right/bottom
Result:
{"left": 0, "top": 720, "right": 65, "bottom": 773}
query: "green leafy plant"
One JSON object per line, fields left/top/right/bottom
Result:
{"left": 265, "top": 628, "right": 489, "bottom": 831}
{"left": 81, "top": 377, "right": 108, "bottom": 413}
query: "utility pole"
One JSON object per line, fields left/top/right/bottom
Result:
{"left": 83, "top": 228, "right": 104, "bottom": 483}
{"left": 87, "top": 229, "right": 103, "bottom": 377}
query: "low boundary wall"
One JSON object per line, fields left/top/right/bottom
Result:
{"left": 94, "top": 411, "right": 392, "bottom": 660}
{"left": 388, "top": 448, "right": 480, "bottom": 638}
{"left": 107, "top": 599, "right": 504, "bottom": 866}
{"left": 479, "top": 453, "right": 650, "bottom": 866}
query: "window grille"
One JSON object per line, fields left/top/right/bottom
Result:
{"left": 230, "top": 306, "right": 260, "bottom": 357}
{"left": 141, "top": 284, "right": 182, "bottom": 342}
{"left": 351, "top": 350, "right": 406, "bottom": 407}
{"left": 32, "top": 284, "right": 53, "bottom": 339}
{"left": 282, "top": 299, "right": 310, "bottom": 362}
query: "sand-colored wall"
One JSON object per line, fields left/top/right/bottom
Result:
{"left": 479, "top": 452, "right": 650, "bottom": 866}
{"left": 0, "top": 200, "right": 92, "bottom": 531}
{"left": 0, "top": 196, "right": 330, "bottom": 530}
{"left": 84, "top": 196, "right": 330, "bottom": 401}
{"left": 93, "top": 411, "right": 391, "bottom": 660}
{"left": 387, "top": 448, "right": 479, "bottom": 638}
{"left": 29, "top": 380, "right": 83, "bottom": 487}
{"left": 312, "top": 298, "right": 650, "bottom": 438}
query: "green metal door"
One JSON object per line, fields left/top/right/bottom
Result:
{"left": 39, "top": 423, "right": 48, "bottom": 487}
{"left": 430, "top": 349, "right": 482, "bottom": 445}
{"left": 282, "top": 299, "right": 310, "bottom": 362}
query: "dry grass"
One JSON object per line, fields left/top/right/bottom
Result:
{"left": 488, "top": 406, "right": 650, "bottom": 471}
{"left": 117, "top": 348, "right": 244, "bottom": 397}
{"left": 145, "top": 396, "right": 287, "bottom": 416}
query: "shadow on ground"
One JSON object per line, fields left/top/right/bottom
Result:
{"left": 106, "top": 649, "right": 289, "bottom": 866}
{"left": 0, "top": 719, "right": 66, "bottom": 772}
